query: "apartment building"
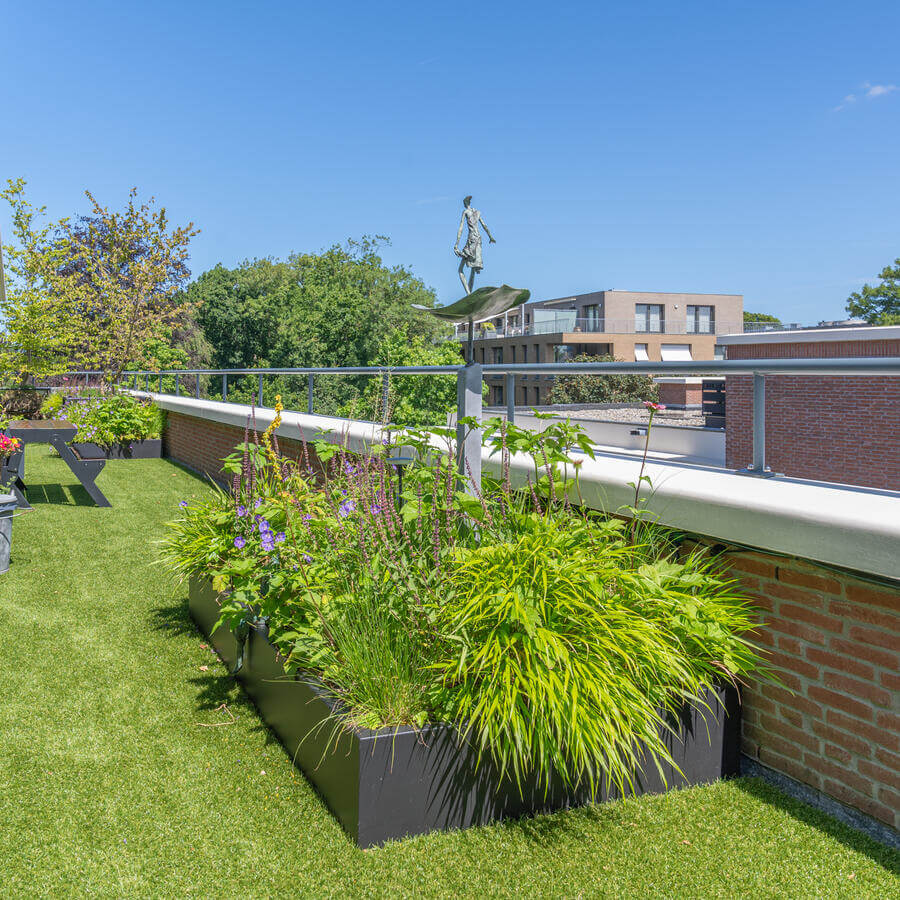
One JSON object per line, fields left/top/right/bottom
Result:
{"left": 456, "top": 289, "right": 744, "bottom": 406}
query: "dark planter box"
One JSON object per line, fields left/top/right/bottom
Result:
{"left": 188, "top": 575, "right": 741, "bottom": 848}
{"left": 71, "top": 438, "right": 162, "bottom": 460}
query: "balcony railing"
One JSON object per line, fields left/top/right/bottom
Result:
{"left": 58, "top": 356, "right": 900, "bottom": 485}
{"left": 453, "top": 318, "right": 746, "bottom": 340}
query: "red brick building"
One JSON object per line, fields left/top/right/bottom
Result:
{"left": 719, "top": 326, "right": 900, "bottom": 490}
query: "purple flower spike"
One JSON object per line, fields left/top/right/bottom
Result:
{"left": 274, "top": 532, "right": 286, "bottom": 543}
{"left": 234, "top": 535, "right": 246, "bottom": 549}
{"left": 236, "top": 504, "right": 247, "bottom": 517}
{"left": 301, "top": 514, "right": 312, "bottom": 521}
{"left": 303, "top": 553, "right": 312, "bottom": 563}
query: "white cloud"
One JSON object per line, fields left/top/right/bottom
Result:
{"left": 863, "top": 82, "right": 897, "bottom": 98}
{"left": 834, "top": 82, "right": 897, "bottom": 111}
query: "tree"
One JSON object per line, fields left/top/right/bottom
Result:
{"left": 192, "top": 237, "right": 445, "bottom": 371}
{"left": 350, "top": 329, "right": 483, "bottom": 427}
{"left": 60, "top": 188, "right": 199, "bottom": 378}
{"left": 0, "top": 178, "right": 80, "bottom": 383}
{"left": 744, "top": 311, "right": 781, "bottom": 326}
{"left": 846, "top": 258, "right": 900, "bottom": 324}
{"left": 546, "top": 354, "right": 658, "bottom": 405}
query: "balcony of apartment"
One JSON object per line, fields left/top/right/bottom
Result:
{"left": 454, "top": 316, "right": 746, "bottom": 341}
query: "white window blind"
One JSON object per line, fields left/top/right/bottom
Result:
{"left": 634, "top": 343, "right": 649, "bottom": 361}
{"left": 660, "top": 344, "right": 692, "bottom": 361}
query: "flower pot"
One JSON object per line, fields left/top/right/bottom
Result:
{"left": 0, "top": 493, "right": 16, "bottom": 574}
{"left": 188, "top": 574, "right": 741, "bottom": 847}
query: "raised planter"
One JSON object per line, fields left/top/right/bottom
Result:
{"left": 71, "top": 438, "right": 162, "bottom": 460}
{"left": 0, "top": 492, "right": 16, "bottom": 574}
{"left": 189, "top": 574, "right": 741, "bottom": 847}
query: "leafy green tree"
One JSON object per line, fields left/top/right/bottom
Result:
{"left": 0, "top": 178, "right": 80, "bottom": 383}
{"left": 743, "top": 311, "right": 782, "bottom": 326}
{"left": 191, "top": 238, "right": 447, "bottom": 372}
{"left": 546, "top": 354, "right": 658, "bottom": 405}
{"left": 846, "top": 258, "right": 900, "bottom": 324}
{"left": 350, "top": 329, "right": 481, "bottom": 427}
{"left": 60, "top": 188, "right": 199, "bottom": 379}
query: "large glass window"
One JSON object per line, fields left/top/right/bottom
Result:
{"left": 583, "top": 303, "right": 602, "bottom": 331}
{"left": 635, "top": 304, "right": 664, "bottom": 333}
{"left": 553, "top": 344, "right": 573, "bottom": 362}
{"left": 686, "top": 305, "right": 715, "bottom": 334}
{"left": 493, "top": 347, "right": 504, "bottom": 364}
{"left": 522, "top": 345, "right": 528, "bottom": 363}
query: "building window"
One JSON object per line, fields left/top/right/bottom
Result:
{"left": 510, "top": 345, "right": 516, "bottom": 363}
{"left": 583, "top": 304, "right": 602, "bottom": 331}
{"left": 686, "top": 305, "right": 715, "bottom": 334}
{"left": 634, "top": 343, "right": 649, "bottom": 361}
{"left": 522, "top": 345, "right": 528, "bottom": 363}
{"left": 534, "top": 386, "right": 540, "bottom": 405}
{"left": 480, "top": 347, "right": 485, "bottom": 363}
{"left": 533, "top": 343, "right": 540, "bottom": 362}
{"left": 494, "top": 384, "right": 504, "bottom": 405}
{"left": 660, "top": 344, "right": 693, "bottom": 361}
{"left": 635, "top": 303, "right": 664, "bottom": 333}
{"left": 493, "top": 347, "right": 503, "bottom": 364}
{"left": 553, "top": 344, "right": 572, "bottom": 362}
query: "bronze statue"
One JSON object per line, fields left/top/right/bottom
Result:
{"left": 454, "top": 195, "right": 495, "bottom": 294}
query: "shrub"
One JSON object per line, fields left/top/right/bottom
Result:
{"left": 161, "top": 414, "right": 765, "bottom": 796}
{"left": 0, "top": 389, "right": 44, "bottom": 421}
{"left": 39, "top": 392, "right": 64, "bottom": 419}
{"left": 546, "top": 354, "right": 658, "bottom": 405}
{"left": 64, "top": 393, "right": 162, "bottom": 447}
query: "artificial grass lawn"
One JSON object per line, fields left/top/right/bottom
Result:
{"left": 0, "top": 446, "right": 897, "bottom": 898}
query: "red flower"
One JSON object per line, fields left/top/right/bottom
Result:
{"left": 643, "top": 400, "right": 666, "bottom": 411}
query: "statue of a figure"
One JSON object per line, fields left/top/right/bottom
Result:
{"left": 454, "top": 195, "right": 495, "bottom": 294}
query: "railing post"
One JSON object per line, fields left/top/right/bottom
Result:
{"left": 456, "top": 363, "right": 483, "bottom": 492}
{"left": 381, "top": 372, "right": 390, "bottom": 424}
{"left": 307, "top": 374, "right": 314, "bottom": 414}
{"left": 195, "top": 374, "right": 201, "bottom": 398}
{"left": 505, "top": 372, "right": 515, "bottom": 424}
{"left": 739, "top": 372, "right": 775, "bottom": 477}
{"left": 257, "top": 373, "right": 264, "bottom": 407}
{"left": 174, "top": 374, "right": 180, "bottom": 396}
{"left": 222, "top": 374, "right": 228, "bottom": 401}
{"left": 158, "top": 373, "right": 163, "bottom": 393}
{"left": 144, "top": 374, "right": 149, "bottom": 393}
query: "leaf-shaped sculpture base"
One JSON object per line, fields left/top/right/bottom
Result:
{"left": 414, "top": 284, "right": 530, "bottom": 324}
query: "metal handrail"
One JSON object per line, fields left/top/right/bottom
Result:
{"left": 57, "top": 357, "right": 900, "bottom": 483}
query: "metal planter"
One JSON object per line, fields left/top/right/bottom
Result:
{"left": 71, "top": 439, "right": 162, "bottom": 460}
{"left": 0, "top": 493, "right": 15, "bottom": 574}
{"left": 188, "top": 575, "right": 741, "bottom": 848}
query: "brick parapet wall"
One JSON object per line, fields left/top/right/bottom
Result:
{"left": 727, "top": 550, "right": 899, "bottom": 830}
{"left": 657, "top": 382, "right": 703, "bottom": 408}
{"left": 163, "top": 411, "right": 319, "bottom": 483}
{"left": 724, "top": 339, "right": 900, "bottom": 489}
{"left": 163, "top": 408, "right": 900, "bottom": 835}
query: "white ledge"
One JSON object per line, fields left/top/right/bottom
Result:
{"left": 148, "top": 394, "right": 900, "bottom": 582}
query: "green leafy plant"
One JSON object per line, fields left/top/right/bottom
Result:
{"left": 39, "top": 391, "right": 63, "bottom": 419}
{"left": 64, "top": 393, "right": 162, "bottom": 447}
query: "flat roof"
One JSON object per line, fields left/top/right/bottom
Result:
{"left": 718, "top": 325, "right": 900, "bottom": 345}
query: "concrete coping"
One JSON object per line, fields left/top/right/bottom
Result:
{"left": 148, "top": 393, "right": 900, "bottom": 582}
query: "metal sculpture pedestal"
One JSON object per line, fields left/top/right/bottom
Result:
{"left": 1, "top": 420, "right": 111, "bottom": 508}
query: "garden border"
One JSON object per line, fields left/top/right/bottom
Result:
{"left": 189, "top": 574, "right": 741, "bottom": 848}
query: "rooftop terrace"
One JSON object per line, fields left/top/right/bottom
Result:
{"left": 1, "top": 445, "right": 898, "bottom": 893}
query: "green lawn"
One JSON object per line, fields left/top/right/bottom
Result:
{"left": 0, "top": 446, "right": 897, "bottom": 898}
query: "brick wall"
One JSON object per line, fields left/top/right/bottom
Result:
{"left": 656, "top": 381, "right": 703, "bottom": 408}
{"left": 163, "top": 407, "right": 899, "bottom": 834}
{"left": 164, "top": 411, "right": 319, "bottom": 483}
{"left": 729, "top": 550, "right": 899, "bottom": 830}
{"left": 725, "top": 338, "right": 900, "bottom": 489}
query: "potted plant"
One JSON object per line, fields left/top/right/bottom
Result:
{"left": 65, "top": 393, "right": 163, "bottom": 459}
{"left": 161, "top": 410, "right": 763, "bottom": 847}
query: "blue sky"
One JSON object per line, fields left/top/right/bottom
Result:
{"left": 2, "top": 1, "right": 898, "bottom": 323}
